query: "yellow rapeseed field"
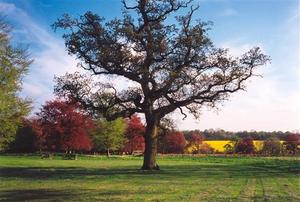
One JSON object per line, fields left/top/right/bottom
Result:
{"left": 204, "top": 140, "right": 267, "bottom": 152}
{"left": 185, "top": 140, "right": 285, "bottom": 153}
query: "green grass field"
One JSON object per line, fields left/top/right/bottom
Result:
{"left": 0, "top": 155, "right": 299, "bottom": 201}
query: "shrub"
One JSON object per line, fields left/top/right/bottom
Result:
{"left": 184, "top": 132, "right": 204, "bottom": 154}
{"left": 9, "top": 119, "right": 39, "bottom": 153}
{"left": 235, "top": 138, "right": 255, "bottom": 154}
{"left": 261, "top": 138, "right": 281, "bottom": 156}
{"left": 283, "top": 134, "right": 300, "bottom": 155}
{"left": 224, "top": 142, "right": 235, "bottom": 154}
{"left": 197, "top": 143, "right": 215, "bottom": 154}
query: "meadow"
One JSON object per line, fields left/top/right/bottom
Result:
{"left": 0, "top": 154, "right": 299, "bottom": 202}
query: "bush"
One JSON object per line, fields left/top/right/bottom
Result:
{"left": 235, "top": 138, "right": 255, "bottom": 154}
{"left": 184, "top": 132, "right": 204, "bottom": 154}
{"left": 261, "top": 138, "right": 281, "bottom": 156}
{"left": 283, "top": 134, "right": 300, "bottom": 155}
{"left": 224, "top": 143, "right": 235, "bottom": 154}
{"left": 197, "top": 143, "right": 214, "bottom": 154}
{"left": 163, "top": 131, "right": 186, "bottom": 154}
{"left": 9, "top": 119, "right": 39, "bottom": 153}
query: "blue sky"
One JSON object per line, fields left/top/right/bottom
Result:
{"left": 0, "top": 0, "right": 299, "bottom": 132}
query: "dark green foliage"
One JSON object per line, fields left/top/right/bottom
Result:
{"left": 9, "top": 119, "right": 38, "bottom": 153}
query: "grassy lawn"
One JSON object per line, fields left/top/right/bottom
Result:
{"left": 0, "top": 155, "right": 299, "bottom": 201}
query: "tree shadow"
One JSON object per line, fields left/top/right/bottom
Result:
{"left": 0, "top": 159, "right": 299, "bottom": 181}
{"left": 1, "top": 157, "right": 299, "bottom": 201}
{"left": 0, "top": 189, "right": 77, "bottom": 202}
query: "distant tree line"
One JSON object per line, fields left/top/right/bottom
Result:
{"left": 6, "top": 100, "right": 300, "bottom": 157}
{"left": 182, "top": 129, "right": 299, "bottom": 141}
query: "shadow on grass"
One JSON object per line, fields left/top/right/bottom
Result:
{"left": 0, "top": 188, "right": 170, "bottom": 202}
{"left": 1, "top": 158, "right": 299, "bottom": 201}
{"left": 0, "top": 159, "right": 299, "bottom": 181}
{"left": 0, "top": 189, "right": 77, "bottom": 202}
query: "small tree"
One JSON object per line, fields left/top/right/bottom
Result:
{"left": 198, "top": 143, "right": 214, "bottom": 154}
{"left": 186, "top": 132, "right": 204, "bottom": 154}
{"left": 261, "top": 138, "right": 281, "bottom": 156}
{"left": 35, "top": 100, "right": 93, "bottom": 152}
{"left": 163, "top": 131, "right": 186, "bottom": 154}
{"left": 9, "top": 119, "right": 39, "bottom": 153}
{"left": 283, "top": 134, "right": 299, "bottom": 155}
{"left": 235, "top": 138, "right": 255, "bottom": 154}
{"left": 224, "top": 143, "right": 235, "bottom": 154}
{"left": 123, "top": 115, "right": 145, "bottom": 154}
{"left": 157, "top": 118, "right": 176, "bottom": 153}
{"left": 54, "top": 0, "right": 270, "bottom": 169}
{"left": 0, "top": 20, "right": 32, "bottom": 151}
{"left": 92, "top": 118, "right": 126, "bottom": 156}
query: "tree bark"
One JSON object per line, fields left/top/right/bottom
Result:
{"left": 107, "top": 148, "right": 110, "bottom": 157}
{"left": 142, "top": 116, "right": 160, "bottom": 170}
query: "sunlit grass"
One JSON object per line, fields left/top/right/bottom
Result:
{"left": 0, "top": 154, "right": 299, "bottom": 201}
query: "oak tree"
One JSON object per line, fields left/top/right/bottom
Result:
{"left": 54, "top": 0, "right": 269, "bottom": 169}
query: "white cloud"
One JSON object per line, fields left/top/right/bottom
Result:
{"left": 0, "top": 2, "right": 137, "bottom": 111}
{"left": 0, "top": 2, "right": 79, "bottom": 110}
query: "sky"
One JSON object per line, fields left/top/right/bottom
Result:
{"left": 0, "top": 0, "right": 299, "bottom": 132}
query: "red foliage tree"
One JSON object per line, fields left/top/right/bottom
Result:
{"left": 284, "top": 134, "right": 300, "bottom": 155}
{"left": 163, "top": 131, "right": 186, "bottom": 154}
{"left": 235, "top": 137, "right": 255, "bottom": 154}
{"left": 123, "top": 115, "right": 145, "bottom": 154}
{"left": 189, "top": 133, "right": 204, "bottom": 145}
{"left": 35, "top": 100, "right": 94, "bottom": 152}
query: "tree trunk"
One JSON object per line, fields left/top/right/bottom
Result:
{"left": 142, "top": 116, "right": 160, "bottom": 170}
{"left": 107, "top": 149, "right": 110, "bottom": 157}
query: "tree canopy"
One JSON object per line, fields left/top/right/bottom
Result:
{"left": 92, "top": 118, "right": 126, "bottom": 156}
{"left": 53, "top": 0, "right": 270, "bottom": 169}
{"left": 35, "top": 100, "right": 93, "bottom": 152}
{"left": 123, "top": 115, "right": 145, "bottom": 154}
{"left": 0, "top": 20, "right": 32, "bottom": 151}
